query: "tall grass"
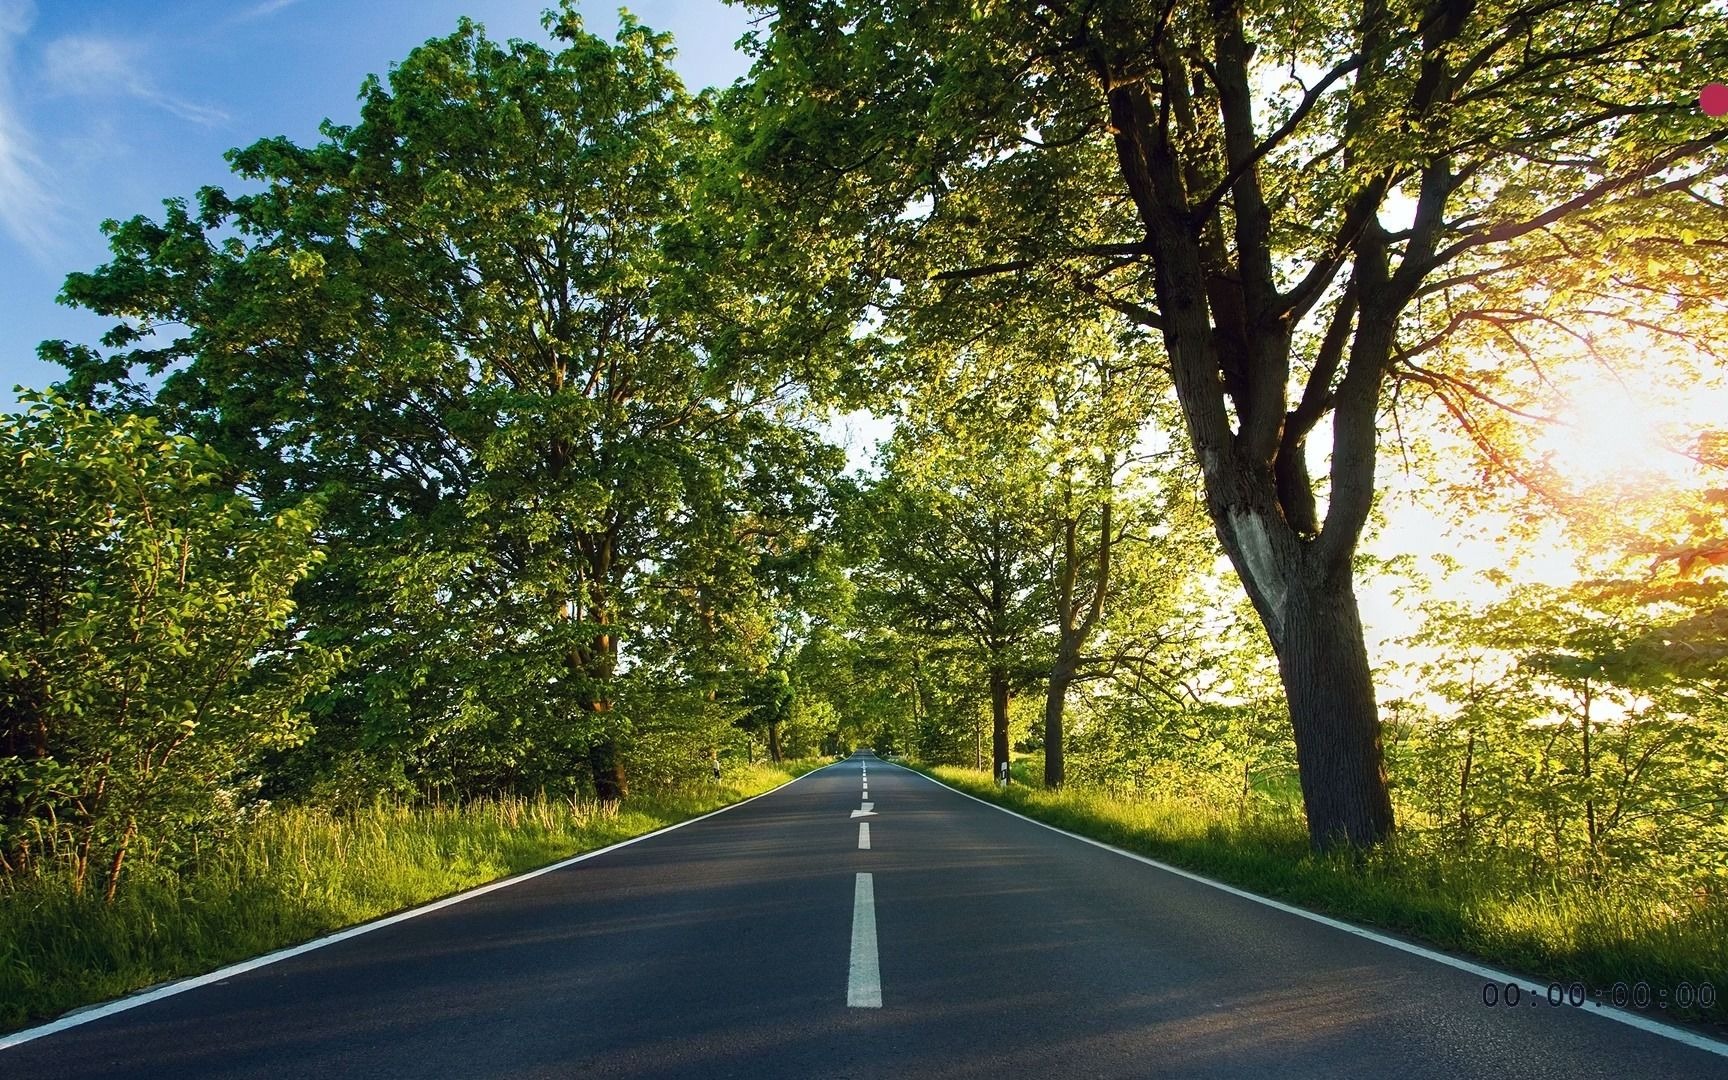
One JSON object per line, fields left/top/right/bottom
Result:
{"left": 0, "top": 762, "right": 819, "bottom": 1032}
{"left": 923, "top": 763, "right": 1728, "bottom": 1028}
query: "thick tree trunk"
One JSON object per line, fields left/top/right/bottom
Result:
{"left": 574, "top": 671, "right": 627, "bottom": 802}
{"left": 569, "top": 571, "right": 626, "bottom": 802}
{"left": 577, "top": 628, "right": 626, "bottom": 804}
{"left": 1274, "top": 575, "right": 1394, "bottom": 849}
{"left": 767, "top": 721, "right": 783, "bottom": 764}
{"left": 586, "top": 732, "right": 627, "bottom": 803}
{"left": 1098, "top": 27, "right": 1407, "bottom": 851}
{"left": 1043, "top": 648, "right": 1078, "bottom": 788}
{"left": 989, "top": 665, "right": 1010, "bottom": 782}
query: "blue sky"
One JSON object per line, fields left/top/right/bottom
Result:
{"left": 0, "top": 0, "right": 758, "bottom": 409}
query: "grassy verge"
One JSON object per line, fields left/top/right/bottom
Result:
{"left": 912, "top": 761, "right": 1728, "bottom": 1029}
{"left": 0, "top": 761, "right": 821, "bottom": 1032}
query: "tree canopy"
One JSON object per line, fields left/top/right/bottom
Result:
{"left": 3, "top": 1, "right": 1725, "bottom": 918}
{"left": 44, "top": 7, "right": 842, "bottom": 802}
{"left": 731, "top": 0, "right": 1728, "bottom": 846}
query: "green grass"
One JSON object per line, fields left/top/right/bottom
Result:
{"left": 916, "top": 762, "right": 1728, "bottom": 1030}
{"left": 0, "top": 761, "right": 822, "bottom": 1033}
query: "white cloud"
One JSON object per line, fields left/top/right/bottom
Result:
{"left": 40, "top": 34, "right": 228, "bottom": 127}
{"left": 239, "top": 0, "right": 301, "bottom": 19}
{"left": 0, "top": 0, "right": 32, "bottom": 37}
{"left": 0, "top": 0, "right": 62, "bottom": 256}
{"left": 0, "top": 112, "right": 57, "bottom": 254}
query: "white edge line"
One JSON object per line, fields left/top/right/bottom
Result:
{"left": 888, "top": 761, "right": 1728, "bottom": 1060}
{"left": 0, "top": 760, "right": 845, "bottom": 1051}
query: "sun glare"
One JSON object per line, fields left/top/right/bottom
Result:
{"left": 1531, "top": 370, "right": 1717, "bottom": 494}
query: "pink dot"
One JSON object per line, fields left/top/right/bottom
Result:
{"left": 1703, "top": 83, "right": 1728, "bottom": 118}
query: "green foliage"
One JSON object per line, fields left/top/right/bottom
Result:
{"left": 0, "top": 394, "right": 336, "bottom": 896}
{"left": 786, "top": 619, "right": 975, "bottom": 762}
{"left": 45, "top": 6, "right": 841, "bottom": 800}
{"left": 864, "top": 417, "right": 1049, "bottom": 669}
{"left": 1394, "top": 568, "right": 1728, "bottom": 888}
{"left": 737, "top": 0, "right": 1728, "bottom": 846}
{"left": 4, "top": 0, "right": 1723, "bottom": 1031}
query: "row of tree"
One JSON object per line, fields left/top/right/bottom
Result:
{"left": 729, "top": 0, "right": 1728, "bottom": 846}
{"left": 4, "top": 0, "right": 1727, "bottom": 900}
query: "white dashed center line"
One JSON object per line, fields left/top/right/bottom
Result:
{"left": 847, "top": 872, "right": 881, "bottom": 1007}
{"left": 858, "top": 821, "right": 871, "bottom": 849}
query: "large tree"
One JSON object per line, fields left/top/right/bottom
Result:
{"left": 884, "top": 307, "right": 1183, "bottom": 787}
{"left": 862, "top": 405, "right": 1048, "bottom": 780}
{"left": 735, "top": 0, "right": 1728, "bottom": 846}
{"left": 48, "top": 7, "right": 829, "bottom": 801}
{"left": 1024, "top": 335, "right": 1183, "bottom": 788}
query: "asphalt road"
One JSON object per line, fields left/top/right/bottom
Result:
{"left": 4, "top": 752, "right": 1724, "bottom": 1078}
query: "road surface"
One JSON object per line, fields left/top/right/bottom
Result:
{"left": 3, "top": 752, "right": 1723, "bottom": 1078}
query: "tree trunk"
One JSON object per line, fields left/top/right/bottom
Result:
{"left": 575, "top": 672, "right": 627, "bottom": 801}
{"left": 1580, "top": 681, "right": 1596, "bottom": 854}
{"left": 579, "top": 630, "right": 626, "bottom": 804}
{"left": 767, "top": 721, "right": 783, "bottom": 764}
{"left": 570, "top": 581, "right": 626, "bottom": 803}
{"left": 1043, "top": 449, "right": 1113, "bottom": 791}
{"left": 989, "top": 665, "right": 1010, "bottom": 782}
{"left": 587, "top": 734, "right": 627, "bottom": 803}
{"left": 1458, "top": 729, "right": 1476, "bottom": 838}
{"left": 1274, "top": 575, "right": 1395, "bottom": 849}
{"left": 910, "top": 657, "right": 924, "bottom": 726}
{"left": 1098, "top": 34, "right": 1405, "bottom": 852}
{"left": 1043, "top": 648, "right": 1077, "bottom": 788}
{"left": 103, "top": 820, "right": 135, "bottom": 904}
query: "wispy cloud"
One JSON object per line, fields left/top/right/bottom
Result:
{"left": 0, "top": 0, "right": 30, "bottom": 37}
{"left": 239, "top": 0, "right": 302, "bottom": 19}
{"left": 0, "top": 0, "right": 62, "bottom": 256}
{"left": 40, "top": 34, "right": 229, "bottom": 127}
